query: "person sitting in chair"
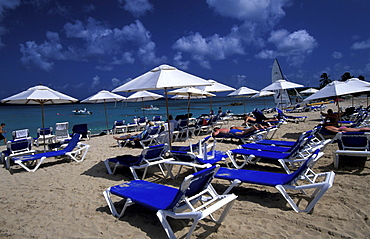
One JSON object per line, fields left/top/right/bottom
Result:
{"left": 212, "top": 125, "right": 262, "bottom": 137}
{"left": 113, "top": 121, "right": 154, "bottom": 141}
{"left": 322, "top": 109, "right": 370, "bottom": 133}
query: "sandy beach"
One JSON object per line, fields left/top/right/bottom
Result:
{"left": 0, "top": 97, "right": 369, "bottom": 239}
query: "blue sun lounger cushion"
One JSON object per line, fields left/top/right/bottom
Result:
{"left": 214, "top": 149, "right": 335, "bottom": 213}
{"left": 103, "top": 165, "right": 237, "bottom": 239}
{"left": 9, "top": 133, "right": 90, "bottom": 172}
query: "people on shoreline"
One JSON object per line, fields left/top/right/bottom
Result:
{"left": 0, "top": 123, "right": 6, "bottom": 144}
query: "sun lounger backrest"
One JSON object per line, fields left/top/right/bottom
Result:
{"left": 142, "top": 144, "right": 168, "bottom": 161}
{"left": 63, "top": 133, "right": 80, "bottom": 152}
{"left": 336, "top": 132, "right": 370, "bottom": 150}
{"left": 165, "top": 165, "right": 218, "bottom": 210}
{"left": 12, "top": 129, "right": 30, "bottom": 140}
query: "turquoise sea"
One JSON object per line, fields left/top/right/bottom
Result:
{"left": 0, "top": 96, "right": 275, "bottom": 141}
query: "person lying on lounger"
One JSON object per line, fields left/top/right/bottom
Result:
{"left": 322, "top": 109, "right": 370, "bottom": 133}
{"left": 212, "top": 125, "right": 263, "bottom": 137}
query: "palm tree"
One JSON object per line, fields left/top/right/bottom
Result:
{"left": 358, "top": 75, "right": 366, "bottom": 81}
{"left": 340, "top": 72, "right": 353, "bottom": 81}
{"left": 319, "top": 73, "right": 332, "bottom": 89}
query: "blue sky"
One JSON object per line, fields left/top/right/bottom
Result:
{"left": 0, "top": 0, "right": 369, "bottom": 100}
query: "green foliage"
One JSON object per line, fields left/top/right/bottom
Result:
{"left": 319, "top": 73, "right": 332, "bottom": 89}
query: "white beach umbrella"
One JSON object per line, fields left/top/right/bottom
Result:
{"left": 261, "top": 79, "right": 304, "bottom": 91}
{"left": 197, "top": 79, "right": 235, "bottom": 111}
{"left": 126, "top": 90, "right": 163, "bottom": 117}
{"left": 112, "top": 64, "right": 211, "bottom": 147}
{"left": 299, "top": 88, "right": 319, "bottom": 94}
{"left": 251, "top": 90, "right": 276, "bottom": 108}
{"left": 81, "top": 90, "right": 126, "bottom": 134}
{"left": 1, "top": 85, "right": 78, "bottom": 151}
{"left": 171, "top": 95, "right": 206, "bottom": 100}
{"left": 228, "top": 87, "right": 259, "bottom": 113}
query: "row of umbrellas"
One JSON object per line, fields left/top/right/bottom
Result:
{"left": 2, "top": 64, "right": 370, "bottom": 148}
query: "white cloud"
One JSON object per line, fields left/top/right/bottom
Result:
{"left": 119, "top": 0, "right": 153, "bottom": 17}
{"left": 20, "top": 18, "right": 164, "bottom": 71}
{"left": 0, "top": 0, "right": 21, "bottom": 20}
{"left": 173, "top": 52, "right": 190, "bottom": 70}
{"left": 173, "top": 32, "right": 244, "bottom": 69}
{"left": 91, "top": 75, "right": 100, "bottom": 89}
{"left": 255, "top": 29, "right": 317, "bottom": 66}
{"left": 332, "top": 51, "right": 343, "bottom": 59}
{"left": 351, "top": 38, "right": 370, "bottom": 50}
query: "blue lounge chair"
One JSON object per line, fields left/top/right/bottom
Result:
{"left": 1, "top": 137, "right": 35, "bottom": 169}
{"left": 215, "top": 149, "right": 335, "bottom": 213}
{"left": 171, "top": 136, "right": 211, "bottom": 154}
{"left": 9, "top": 133, "right": 90, "bottom": 172}
{"left": 104, "top": 143, "right": 171, "bottom": 179}
{"left": 332, "top": 132, "right": 370, "bottom": 168}
{"left": 226, "top": 135, "right": 328, "bottom": 172}
{"left": 11, "top": 129, "right": 30, "bottom": 140}
{"left": 213, "top": 127, "right": 267, "bottom": 144}
{"left": 112, "top": 120, "right": 126, "bottom": 134}
{"left": 103, "top": 165, "right": 237, "bottom": 239}
{"left": 34, "top": 127, "right": 55, "bottom": 146}
{"left": 72, "top": 124, "right": 91, "bottom": 140}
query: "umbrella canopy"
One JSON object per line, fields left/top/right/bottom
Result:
{"left": 304, "top": 80, "right": 370, "bottom": 102}
{"left": 1, "top": 85, "right": 78, "bottom": 151}
{"left": 126, "top": 90, "right": 163, "bottom": 102}
{"left": 126, "top": 90, "right": 163, "bottom": 117}
{"left": 81, "top": 90, "right": 126, "bottom": 134}
{"left": 299, "top": 88, "right": 318, "bottom": 94}
{"left": 112, "top": 64, "right": 211, "bottom": 147}
{"left": 112, "top": 64, "right": 211, "bottom": 92}
{"left": 260, "top": 79, "right": 304, "bottom": 91}
{"left": 171, "top": 95, "right": 206, "bottom": 100}
{"left": 251, "top": 90, "right": 275, "bottom": 108}
{"left": 197, "top": 79, "right": 235, "bottom": 111}
{"left": 228, "top": 87, "right": 259, "bottom": 113}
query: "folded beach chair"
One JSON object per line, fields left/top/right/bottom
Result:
{"left": 137, "top": 117, "right": 148, "bottom": 131}
{"left": 11, "top": 129, "right": 30, "bottom": 140}
{"left": 226, "top": 135, "right": 327, "bottom": 172}
{"left": 276, "top": 108, "right": 307, "bottom": 123}
{"left": 34, "top": 127, "right": 55, "bottom": 146}
{"left": 104, "top": 143, "right": 171, "bottom": 179}
{"left": 1, "top": 137, "right": 35, "bottom": 168}
{"left": 8, "top": 133, "right": 90, "bottom": 172}
{"left": 214, "top": 149, "right": 334, "bottom": 213}
{"left": 103, "top": 165, "right": 237, "bottom": 239}
{"left": 171, "top": 135, "right": 211, "bottom": 154}
{"left": 332, "top": 132, "right": 370, "bottom": 168}
{"left": 152, "top": 115, "right": 164, "bottom": 125}
{"left": 112, "top": 120, "right": 126, "bottom": 134}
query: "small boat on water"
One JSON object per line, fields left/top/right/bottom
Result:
{"left": 142, "top": 105, "right": 159, "bottom": 111}
{"left": 72, "top": 108, "right": 92, "bottom": 115}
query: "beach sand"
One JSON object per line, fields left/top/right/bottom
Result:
{"left": 0, "top": 97, "right": 369, "bottom": 238}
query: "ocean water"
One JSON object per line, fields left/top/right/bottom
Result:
{"left": 0, "top": 96, "right": 275, "bottom": 140}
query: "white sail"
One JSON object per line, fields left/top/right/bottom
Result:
{"left": 271, "top": 59, "right": 291, "bottom": 108}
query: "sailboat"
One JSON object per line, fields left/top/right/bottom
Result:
{"left": 271, "top": 58, "right": 292, "bottom": 109}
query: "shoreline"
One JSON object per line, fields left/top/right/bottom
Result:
{"left": 0, "top": 97, "right": 369, "bottom": 238}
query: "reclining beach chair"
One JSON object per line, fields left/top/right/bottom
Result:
{"left": 112, "top": 120, "right": 126, "bottom": 134}
{"left": 213, "top": 127, "right": 267, "bottom": 144}
{"left": 226, "top": 134, "right": 328, "bottom": 172}
{"left": 276, "top": 108, "right": 307, "bottom": 123}
{"left": 104, "top": 143, "right": 171, "bottom": 179}
{"left": 152, "top": 115, "right": 164, "bottom": 126}
{"left": 12, "top": 129, "right": 30, "bottom": 140}
{"left": 8, "top": 133, "right": 90, "bottom": 172}
{"left": 137, "top": 126, "right": 162, "bottom": 148}
{"left": 1, "top": 137, "right": 35, "bottom": 168}
{"left": 171, "top": 136, "right": 211, "bottom": 154}
{"left": 103, "top": 165, "right": 237, "bottom": 239}
{"left": 332, "top": 132, "right": 370, "bottom": 168}
{"left": 214, "top": 149, "right": 334, "bottom": 213}
{"left": 72, "top": 124, "right": 91, "bottom": 140}
{"left": 34, "top": 127, "right": 55, "bottom": 146}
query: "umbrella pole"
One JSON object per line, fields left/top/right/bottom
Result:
{"left": 41, "top": 103, "right": 46, "bottom": 152}
{"left": 104, "top": 101, "right": 109, "bottom": 134}
{"left": 210, "top": 97, "right": 213, "bottom": 113}
{"left": 142, "top": 99, "right": 145, "bottom": 117}
{"left": 164, "top": 88, "right": 172, "bottom": 148}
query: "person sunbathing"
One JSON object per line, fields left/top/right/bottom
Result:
{"left": 113, "top": 129, "right": 148, "bottom": 141}
{"left": 322, "top": 109, "right": 370, "bottom": 133}
{"left": 212, "top": 125, "right": 260, "bottom": 137}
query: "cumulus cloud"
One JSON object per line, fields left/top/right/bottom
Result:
{"left": 255, "top": 29, "right": 317, "bottom": 66}
{"left": 351, "top": 38, "right": 370, "bottom": 50}
{"left": 118, "top": 0, "right": 153, "bottom": 17}
{"left": 19, "top": 18, "right": 165, "bottom": 71}
{"left": 332, "top": 51, "right": 343, "bottom": 59}
{"left": 91, "top": 75, "right": 100, "bottom": 89}
{"left": 173, "top": 32, "right": 244, "bottom": 69}
{"left": 173, "top": 0, "right": 291, "bottom": 68}
{"left": 173, "top": 52, "right": 190, "bottom": 70}
{"left": 0, "top": 0, "right": 21, "bottom": 20}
